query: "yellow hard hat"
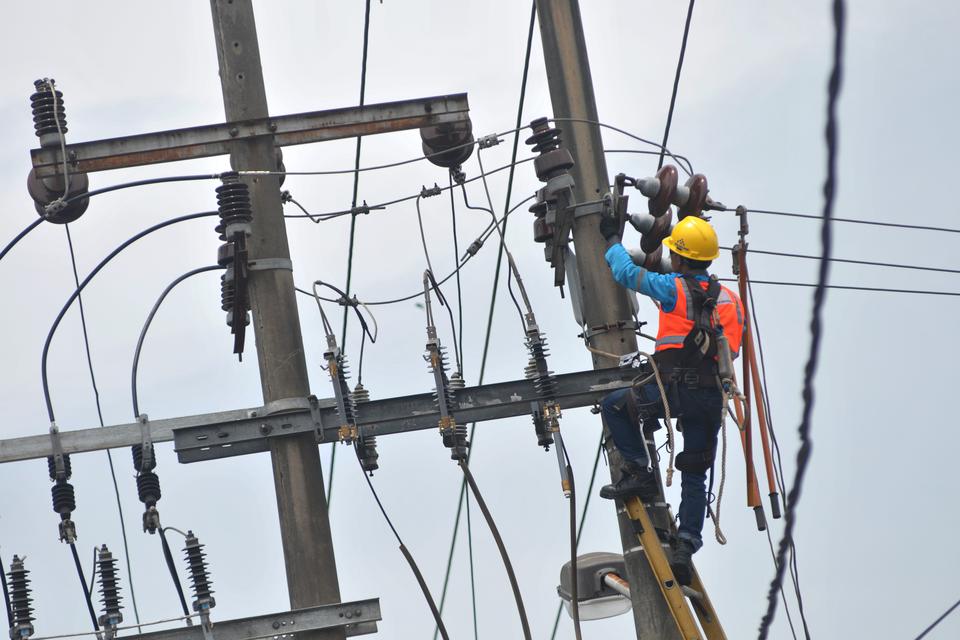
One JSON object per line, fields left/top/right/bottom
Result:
{"left": 662, "top": 216, "right": 720, "bottom": 261}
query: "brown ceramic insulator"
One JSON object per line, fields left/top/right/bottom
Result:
{"left": 533, "top": 216, "right": 552, "bottom": 243}
{"left": 640, "top": 208, "right": 673, "bottom": 254}
{"left": 677, "top": 173, "right": 708, "bottom": 220}
{"left": 648, "top": 164, "right": 678, "bottom": 217}
{"left": 643, "top": 245, "right": 664, "bottom": 272}
{"left": 420, "top": 121, "right": 475, "bottom": 168}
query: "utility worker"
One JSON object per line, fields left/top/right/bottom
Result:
{"left": 596, "top": 214, "right": 744, "bottom": 584}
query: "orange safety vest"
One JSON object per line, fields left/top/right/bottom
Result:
{"left": 655, "top": 276, "right": 744, "bottom": 359}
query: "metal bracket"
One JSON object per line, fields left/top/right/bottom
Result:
{"left": 262, "top": 397, "right": 312, "bottom": 416}
{"left": 247, "top": 258, "right": 293, "bottom": 272}
{"left": 48, "top": 423, "right": 67, "bottom": 479}
{"left": 128, "top": 599, "right": 381, "bottom": 640}
{"left": 137, "top": 414, "right": 154, "bottom": 472}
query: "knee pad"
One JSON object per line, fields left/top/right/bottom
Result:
{"left": 675, "top": 447, "right": 716, "bottom": 473}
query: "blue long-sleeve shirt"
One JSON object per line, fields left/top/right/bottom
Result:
{"left": 604, "top": 242, "right": 708, "bottom": 313}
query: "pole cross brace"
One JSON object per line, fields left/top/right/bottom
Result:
{"left": 129, "top": 599, "right": 381, "bottom": 640}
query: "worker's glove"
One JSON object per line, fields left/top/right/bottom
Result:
{"left": 598, "top": 214, "right": 620, "bottom": 243}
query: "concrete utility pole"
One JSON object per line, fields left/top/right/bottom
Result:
{"left": 535, "top": 1, "right": 682, "bottom": 638}
{"left": 209, "top": 2, "right": 343, "bottom": 637}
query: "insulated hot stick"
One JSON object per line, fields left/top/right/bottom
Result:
{"left": 734, "top": 207, "right": 782, "bottom": 519}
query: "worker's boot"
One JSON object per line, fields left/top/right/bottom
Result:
{"left": 670, "top": 539, "right": 695, "bottom": 586}
{"left": 599, "top": 460, "right": 659, "bottom": 501}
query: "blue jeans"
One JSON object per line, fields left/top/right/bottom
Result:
{"left": 601, "top": 383, "right": 723, "bottom": 551}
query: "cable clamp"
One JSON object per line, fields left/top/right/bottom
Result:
{"left": 578, "top": 319, "right": 646, "bottom": 341}
{"left": 137, "top": 414, "right": 154, "bottom": 473}
{"left": 478, "top": 133, "right": 502, "bottom": 149}
{"left": 247, "top": 257, "right": 293, "bottom": 272}
{"left": 351, "top": 200, "right": 385, "bottom": 216}
{"left": 420, "top": 183, "right": 442, "bottom": 198}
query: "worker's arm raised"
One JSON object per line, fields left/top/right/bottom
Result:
{"left": 604, "top": 242, "right": 678, "bottom": 311}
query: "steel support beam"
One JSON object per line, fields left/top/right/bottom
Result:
{"left": 30, "top": 94, "right": 469, "bottom": 178}
{"left": 0, "top": 368, "right": 634, "bottom": 464}
{"left": 131, "top": 599, "right": 381, "bottom": 640}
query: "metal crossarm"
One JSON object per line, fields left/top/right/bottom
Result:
{"left": 30, "top": 94, "right": 469, "bottom": 178}
{"left": 0, "top": 368, "right": 634, "bottom": 465}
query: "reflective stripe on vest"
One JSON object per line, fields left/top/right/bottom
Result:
{"left": 655, "top": 276, "right": 745, "bottom": 358}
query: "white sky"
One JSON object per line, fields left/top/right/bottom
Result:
{"left": 1, "top": 1, "right": 959, "bottom": 639}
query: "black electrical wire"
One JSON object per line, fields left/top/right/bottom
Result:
{"left": 282, "top": 156, "right": 536, "bottom": 221}
{"left": 729, "top": 279, "right": 960, "bottom": 297}
{"left": 758, "top": 0, "right": 843, "bottom": 636}
{"left": 0, "top": 217, "right": 44, "bottom": 264}
{"left": 658, "top": 0, "right": 696, "bottom": 169}
{"left": 63, "top": 225, "right": 141, "bottom": 629}
{"left": 747, "top": 278, "right": 811, "bottom": 639}
{"left": 464, "top": 489, "right": 479, "bottom": 640}
{"left": 728, "top": 207, "right": 960, "bottom": 234}
{"left": 415, "top": 194, "right": 437, "bottom": 277}
{"left": 158, "top": 528, "right": 192, "bottom": 624}
{"left": 424, "top": 270, "right": 462, "bottom": 374}
{"left": 132, "top": 265, "right": 224, "bottom": 417}
{"left": 60, "top": 175, "right": 220, "bottom": 209}
{"left": 550, "top": 435, "right": 604, "bottom": 640}
{"left": 128, "top": 265, "right": 218, "bottom": 624}
{"left": 356, "top": 453, "right": 450, "bottom": 640}
{"left": 764, "top": 527, "right": 799, "bottom": 640}
{"left": 69, "top": 542, "right": 100, "bottom": 632}
{"left": 605, "top": 149, "right": 696, "bottom": 176}
{"left": 913, "top": 595, "right": 960, "bottom": 639}
{"left": 434, "top": 6, "right": 536, "bottom": 636}
{"left": 449, "top": 173, "right": 465, "bottom": 374}
{"left": 721, "top": 245, "right": 960, "bottom": 275}
{"left": 558, "top": 441, "right": 582, "bottom": 640}
{"left": 41, "top": 212, "right": 217, "bottom": 424}
{"left": 551, "top": 117, "right": 694, "bottom": 176}
{"left": 460, "top": 183, "right": 526, "bottom": 330}
{"left": 330, "top": 0, "right": 373, "bottom": 503}
{"left": 458, "top": 460, "right": 531, "bottom": 640}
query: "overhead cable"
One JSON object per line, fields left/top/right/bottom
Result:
{"left": 356, "top": 453, "right": 450, "bottom": 640}
{"left": 333, "top": 0, "right": 373, "bottom": 500}
{"left": 434, "top": 6, "right": 537, "bottom": 636}
{"left": 63, "top": 225, "right": 141, "bottom": 629}
{"left": 912, "top": 595, "right": 960, "bottom": 639}
{"left": 758, "top": 0, "right": 844, "bottom": 636}
{"left": 132, "top": 265, "right": 225, "bottom": 417}
{"left": 551, "top": 117, "right": 694, "bottom": 176}
{"left": 0, "top": 218, "right": 44, "bottom": 264}
{"left": 721, "top": 245, "right": 960, "bottom": 275}
{"left": 657, "top": 0, "right": 696, "bottom": 169}
{"left": 41, "top": 212, "right": 217, "bottom": 423}
{"left": 728, "top": 207, "right": 960, "bottom": 235}
{"left": 729, "top": 279, "right": 960, "bottom": 297}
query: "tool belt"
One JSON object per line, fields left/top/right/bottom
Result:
{"left": 651, "top": 350, "right": 720, "bottom": 388}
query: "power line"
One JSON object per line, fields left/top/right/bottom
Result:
{"left": 658, "top": 0, "right": 696, "bottom": 169}
{"left": 434, "top": 4, "right": 537, "bottom": 636}
{"left": 729, "top": 207, "right": 960, "bottom": 234}
{"left": 758, "top": 0, "right": 844, "bottom": 636}
{"left": 551, "top": 117, "right": 694, "bottom": 176}
{"left": 0, "top": 217, "right": 44, "bottom": 264}
{"left": 331, "top": 0, "right": 374, "bottom": 504}
{"left": 732, "top": 279, "right": 960, "bottom": 297}
{"left": 41, "top": 212, "right": 217, "bottom": 423}
{"left": 721, "top": 245, "right": 960, "bottom": 275}
{"left": 913, "top": 595, "right": 960, "bottom": 639}
{"left": 63, "top": 225, "right": 141, "bottom": 629}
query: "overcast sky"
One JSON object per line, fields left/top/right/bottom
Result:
{"left": 1, "top": 1, "right": 959, "bottom": 639}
